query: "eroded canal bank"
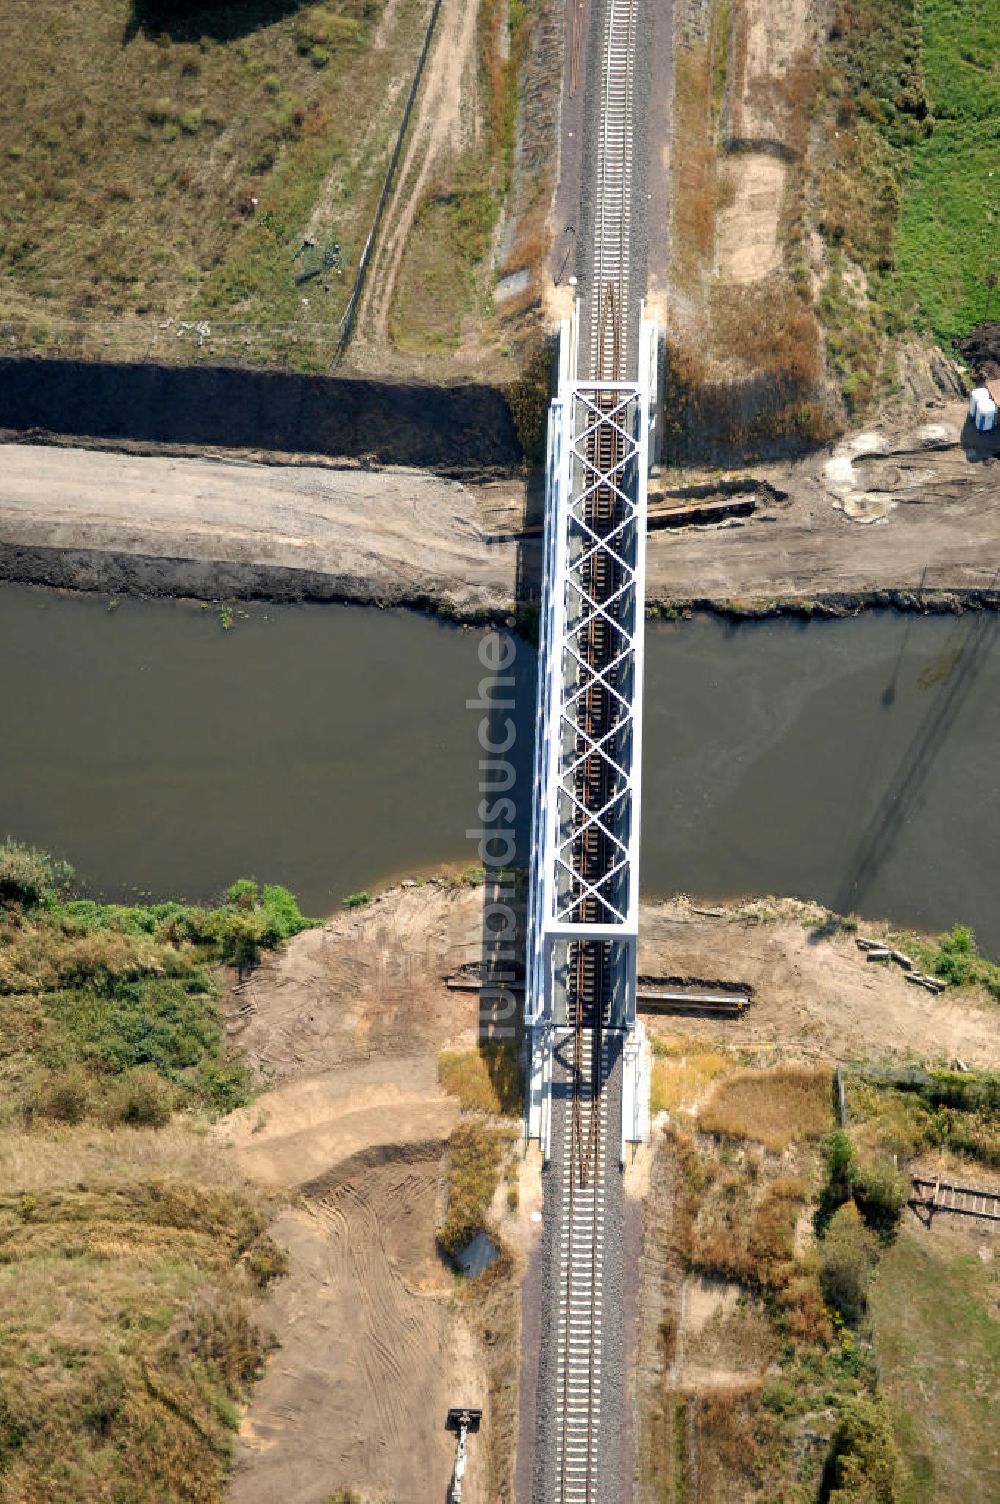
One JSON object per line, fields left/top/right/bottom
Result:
{"left": 4, "top": 584, "right": 1000, "bottom": 952}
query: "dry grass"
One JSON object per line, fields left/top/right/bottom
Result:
{"left": 437, "top": 1041, "right": 523, "bottom": 1116}
{"left": 671, "top": 45, "right": 716, "bottom": 290}
{"left": 650, "top": 1039, "right": 731, "bottom": 1116}
{"left": 0, "top": 0, "right": 431, "bottom": 368}
{"left": 700, "top": 1066, "right": 833, "bottom": 1152}
{"left": 710, "top": 280, "right": 822, "bottom": 388}
{"left": 0, "top": 1124, "right": 284, "bottom": 1503}
{"left": 457, "top": 1246, "right": 519, "bottom": 1503}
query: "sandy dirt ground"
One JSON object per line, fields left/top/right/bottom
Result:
{"left": 220, "top": 879, "right": 998, "bottom": 1504}
{"left": 228, "top": 878, "right": 1000, "bottom": 1089}
{"left": 223, "top": 883, "right": 486, "bottom": 1085}
{"left": 638, "top": 895, "right": 1000, "bottom": 1068}
{"left": 645, "top": 406, "right": 1000, "bottom": 608}
{"left": 0, "top": 442, "right": 516, "bottom": 614}
{"left": 713, "top": 0, "right": 822, "bottom": 286}
{"left": 227, "top": 1145, "right": 492, "bottom": 1504}
{"left": 3, "top": 405, "right": 998, "bottom": 614}
{"left": 219, "top": 883, "right": 509, "bottom": 1504}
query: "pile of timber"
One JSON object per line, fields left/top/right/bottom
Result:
{"left": 636, "top": 987, "right": 751, "bottom": 1018}
{"left": 856, "top": 936, "right": 946, "bottom": 994}
{"left": 646, "top": 493, "right": 756, "bottom": 531}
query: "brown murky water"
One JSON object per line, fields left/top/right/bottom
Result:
{"left": 3, "top": 585, "right": 999, "bottom": 952}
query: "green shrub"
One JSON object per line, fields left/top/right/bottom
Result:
{"left": 179, "top": 107, "right": 203, "bottom": 135}
{"left": 259, "top": 884, "right": 312, "bottom": 942}
{"left": 0, "top": 838, "right": 72, "bottom": 910}
{"left": 197, "top": 1058, "right": 252, "bottom": 1114}
{"left": 820, "top": 1203, "right": 879, "bottom": 1324}
{"left": 933, "top": 923, "right": 976, "bottom": 985}
{"left": 821, "top": 1395, "right": 908, "bottom": 1502}
{"left": 214, "top": 910, "right": 268, "bottom": 978}
{"left": 226, "top": 878, "right": 258, "bottom": 909}
{"left": 68, "top": 975, "right": 221, "bottom": 1078}
{"left": 342, "top": 891, "right": 371, "bottom": 909}
{"left": 816, "top": 1128, "right": 858, "bottom": 1232}
{"left": 853, "top": 1158, "right": 906, "bottom": 1240}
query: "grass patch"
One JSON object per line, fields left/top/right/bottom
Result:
{"left": 390, "top": 165, "right": 500, "bottom": 352}
{"left": 437, "top": 1121, "right": 504, "bottom": 1258}
{"left": 0, "top": 842, "right": 316, "bottom": 1125}
{"left": 871, "top": 1226, "right": 1000, "bottom": 1501}
{"left": 700, "top": 1066, "right": 834, "bottom": 1152}
{"left": 438, "top": 1042, "right": 523, "bottom": 1116}
{"left": 816, "top": 0, "right": 999, "bottom": 366}
{"left": 0, "top": 0, "right": 434, "bottom": 367}
{"left": 389, "top": 0, "right": 527, "bottom": 356}
{"left": 0, "top": 1126, "right": 284, "bottom": 1502}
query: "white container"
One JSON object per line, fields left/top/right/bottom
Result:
{"left": 970, "top": 388, "right": 998, "bottom": 432}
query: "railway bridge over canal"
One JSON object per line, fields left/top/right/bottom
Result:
{"left": 523, "top": 0, "right": 658, "bottom": 1496}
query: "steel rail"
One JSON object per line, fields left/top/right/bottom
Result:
{"left": 553, "top": 0, "right": 638, "bottom": 1493}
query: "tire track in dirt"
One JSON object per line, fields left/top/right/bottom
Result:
{"left": 354, "top": 0, "right": 482, "bottom": 351}
{"left": 228, "top": 1144, "right": 485, "bottom": 1504}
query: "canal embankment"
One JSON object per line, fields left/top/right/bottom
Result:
{"left": 2, "top": 393, "right": 998, "bottom": 619}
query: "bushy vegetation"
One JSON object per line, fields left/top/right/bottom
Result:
{"left": 437, "top": 1121, "right": 504, "bottom": 1259}
{"left": 816, "top": 1128, "right": 906, "bottom": 1241}
{"left": 892, "top": 922, "right": 1000, "bottom": 1000}
{"left": 0, "top": 838, "right": 73, "bottom": 911}
{"left": 846, "top": 1067, "right": 1000, "bottom": 1172}
{"left": 820, "top": 1204, "right": 880, "bottom": 1324}
{"left": 650, "top": 1047, "right": 999, "bottom": 1500}
{"left": 820, "top": 1395, "right": 909, "bottom": 1502}
{"left": 0, "top": 842, "right": 316, "bottom": 1126}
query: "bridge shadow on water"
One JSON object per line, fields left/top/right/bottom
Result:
{"left": 811, "top": 601, "right": 1000, "bottom": 938}
{"left": 476, "top": 471, "right": 544, "bottom": 1060}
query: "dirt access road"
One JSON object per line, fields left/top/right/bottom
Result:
{"left": 219, "top": 883, "right": 517, "bottom": 1504}
{"left": 2, "top": 398, "right": 998, "bottom": 616}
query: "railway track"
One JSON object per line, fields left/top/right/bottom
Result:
{"left": 554, "top": 1026, "right": 609, "bottom": 1503}
{"left": 549, "top": 0, "right": 638, "bottom": 1492}
{"left": 589, "top": 0, "right": 636, "bottom": 382}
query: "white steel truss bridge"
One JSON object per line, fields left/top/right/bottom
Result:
{"left": 525, "top": 305, "right": 657, "bottom": 1160}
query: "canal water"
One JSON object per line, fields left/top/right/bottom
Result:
{"left": 3, "top": 584, "right": 999, "bottom": 952}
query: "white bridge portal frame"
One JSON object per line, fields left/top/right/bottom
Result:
{"left": 526, "top": 306, "right": 658, "bottom": 1156}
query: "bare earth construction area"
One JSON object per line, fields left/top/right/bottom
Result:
{"left": 2, "top": 395, "right": 999, "bottom": 617}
